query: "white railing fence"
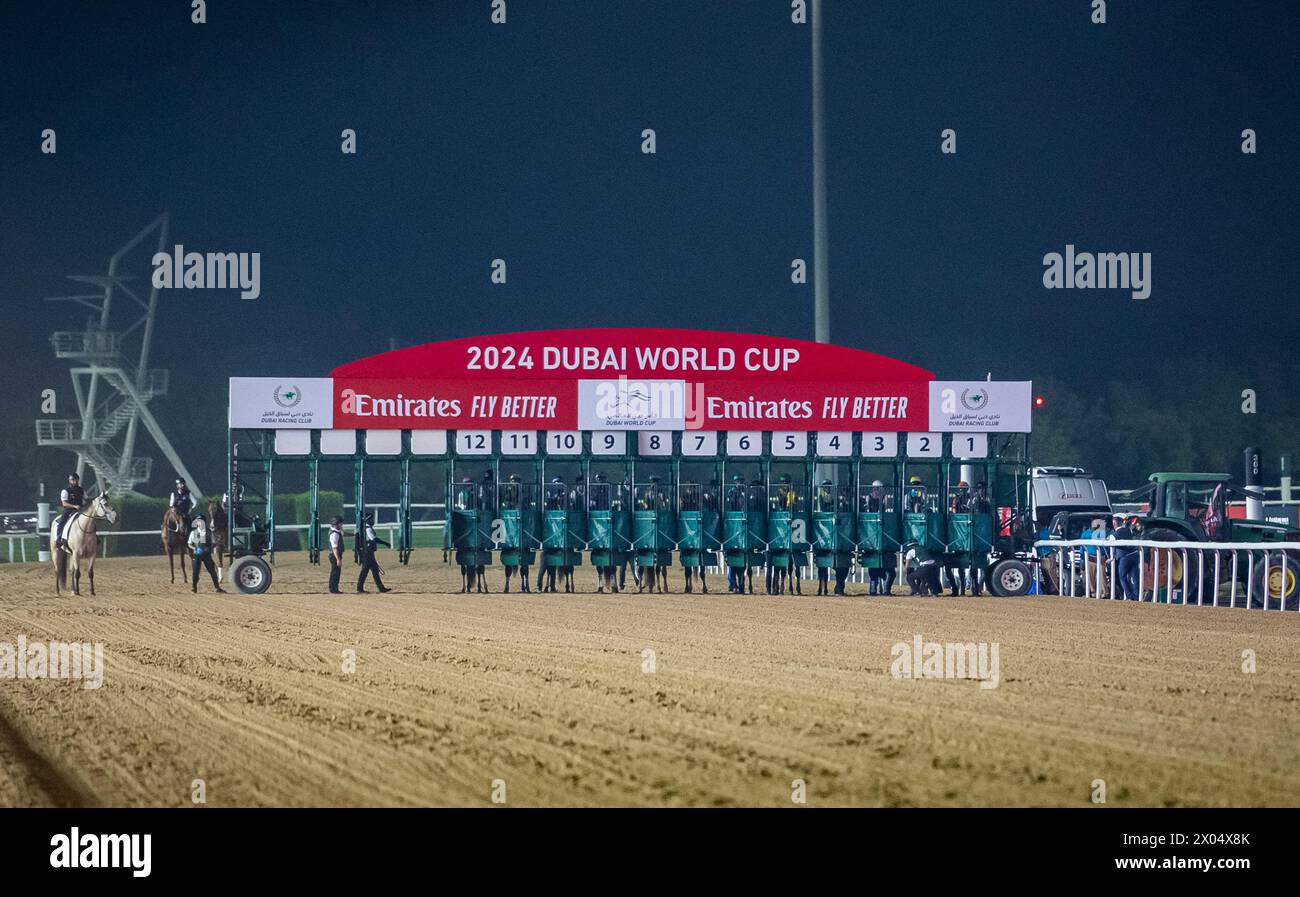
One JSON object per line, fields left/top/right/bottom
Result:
{"left": 1034, "top": 537, "right": 1299, "bottom": 611}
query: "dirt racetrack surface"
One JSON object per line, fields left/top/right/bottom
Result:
{"left": 1, "top": 553, "right": 1298, "bottom": 807}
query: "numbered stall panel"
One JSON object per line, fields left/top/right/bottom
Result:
{"left": 320, "top": 429, "right": 358, "bottom": 455}
{"left": 500, "top": 430, "right": 538, "bottom": 456}
{"left": 590, "top": 431, "right": 627, "bottom": 456}
{"left": 638, "top": 432, "right": 673, "bottom": 457}
{"left": 860, "top": 432, "right": 899, "bottom": 458}
{"left": 952, "top": 433, "right": 989, "bottom": 458}
{"left": 545, "top": 430, "right": 583, "bottom": 455}
{"left": 409, "top": 430, "right": 448, "bottom": 455}
{"left": 365, "top": 429, "right": 402, "bottom": 455}
{"left": 814, "top": 432, "right": 853, "bottom": 457}
{"left": 772, "top": 431, "right": 809, "bottom": 457}
{"left": 725, "top": 431, "right": 763, "bottom": 457}
{"left": 455, "top": 429, "right": 493, "bottom": 456}
{"left": 681, "top": 431, "right": 719, "bottom": 457}
{"left": 906, "top": 432, "right": 943, "bottom": 458}
{"left": 274, "top": 429, "right": 311, "bottom": 456}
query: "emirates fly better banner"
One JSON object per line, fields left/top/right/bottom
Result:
{"left": 228, "top": 331, "right": 1032, "bottom": 432}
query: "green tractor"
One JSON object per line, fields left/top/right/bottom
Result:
{"left": 1131, "top": 472, "right": 1300, "bottom": 607}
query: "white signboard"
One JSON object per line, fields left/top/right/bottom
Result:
{"left": 929, "top": 381, "right": 1033, "bottom": 432}
{"left": 577, "top": 378, "right": 687, "bottom": 430}
{"left": 229, "top": 377, "right": 334, "bottom": 429}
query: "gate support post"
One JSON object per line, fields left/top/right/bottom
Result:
{"left": 353, "top": 454, "right": 366, "bottom": 564}
{"left": 399, "top": 448, "right": 413, "bottom": 564}
{"left": 308, "top": 457, "right": 320, "bottom": 564}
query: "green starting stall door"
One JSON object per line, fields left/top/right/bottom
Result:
{"left": 542, "top": 509, "right": 584, "bottom": 567}
{"left": 813, "top": 511, "right": 856, "bottom": 568}
{"left": 450, "top": 509, "right": 492, "bottom": 566}
{"left": 497, "top": 509, "right": 540, "bottom": 567}
{"left": 946, "top": 512, "right": 994, "bottom": 561}
{"left": 588, "top": 511, "right": 613, "bottom": 563}
{"left": 722, "top": 510, "right": 749, "bottom": 568}
{"left": 904, "top": 511, "right": 946, "bottom": 555}
{"left": 677, "top": 511, "right": 701, "bottom": 550}
{"left": 585, "top": 480, "right": 626, "bottom": 568}
{"left": 495, "top": 479, "right": 539, "bottom": 568}
{"left": 767, "top": 512, "right": 793, "bottom": 566}
{"left": 857, "top": 511, "right": 901, "bottom": 568}
{"left": 633, "top": 509, "right": 673, "bottom": 567}
{"left": 676, "top": 477, "right": 721, "bottom": 569}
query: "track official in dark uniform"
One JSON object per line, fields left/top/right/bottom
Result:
{"left": 356, "top": 512, "right": 391, "bottom": 593}
{"left": 327, "top": 516, "right": 344, "bottom": 593}
{"left": 187, "top": 516, "right": 225, "bottom": 593}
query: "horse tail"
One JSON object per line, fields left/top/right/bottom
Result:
{"left": 55, "top": 549, "right": 68, "bottom": 590}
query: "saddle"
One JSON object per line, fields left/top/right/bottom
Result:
{"left": 57, "top": 511, "right": 82, "bottom": 551}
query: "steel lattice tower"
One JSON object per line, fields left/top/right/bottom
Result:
{"left": 34, "top": 212, "right": 202, "bottom": 498}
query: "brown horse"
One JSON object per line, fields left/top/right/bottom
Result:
{"left": 52, "top": 492, "right": 117, "bottom": 596}
{"left": 208, "top": 499, "right": 229, "bottom": 581}
{"left": 162, "top": 505, "right": 191, "bottom": 584}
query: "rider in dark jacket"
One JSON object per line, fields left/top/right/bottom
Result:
{"left": 56, "top": 472, "right": 85, "bottom": 549}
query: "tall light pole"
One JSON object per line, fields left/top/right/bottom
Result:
{"left": 811, "top": 0, "right": 830, "bottom": 344}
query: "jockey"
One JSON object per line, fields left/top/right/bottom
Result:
{"left": 56, "top": 472, "right": 85, "bottom": 550}
{"left": 169, "top": 477, "right": 194, "bottom": 530}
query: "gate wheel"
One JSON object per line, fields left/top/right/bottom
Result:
{"left": 989, "top": 559, "right": 1031, "bottom": 596}
{"left": 230, "top": 556, "right": 273, "bottom": 595}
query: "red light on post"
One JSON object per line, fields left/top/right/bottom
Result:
{"left": 1033, "top": 395, "right": 1045, "bottom": 408}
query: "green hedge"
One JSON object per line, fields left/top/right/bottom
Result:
{"left": 96, "top": 490, "right": 345, "bottom": 556}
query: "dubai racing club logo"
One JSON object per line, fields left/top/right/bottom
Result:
{"left": 273, "top": 384, "right": 302, "bottom": 409}
{"left": 960, "top": 388, "right": 989, "bottom": 412}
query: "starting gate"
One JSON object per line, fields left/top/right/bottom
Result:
{"left": 225, "top": 330, "right": 1032, "bottom": 593}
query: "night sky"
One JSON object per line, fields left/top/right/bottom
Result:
{"left": 2, "top": 1, "right": 1297, "bottom": 479}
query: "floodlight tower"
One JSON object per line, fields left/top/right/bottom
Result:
{"left": 33, "top": 212, "right": 203, "bottom": 498}
{"left": 811, "top": 0, "right": 830, "bottom": 345}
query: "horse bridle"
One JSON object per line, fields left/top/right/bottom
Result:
{"left": 71, "top": 498, "right": 112, "bottom": 531}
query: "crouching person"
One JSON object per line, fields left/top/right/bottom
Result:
{"left": 905, "top": 545, "right": 942, "bottom": 596}
{"left": 188, "top": 516, "right": 225, "bottom": 594}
